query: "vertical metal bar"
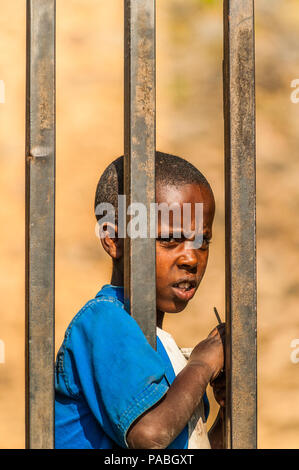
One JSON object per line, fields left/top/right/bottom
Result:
{"left": 25, "top": 0, "right": 56, "bottom": 449}
{"left": 124, "top": 0, "right": 156, "bottom": 348}
{"left": 223, "top": 0, "right": 257, "bottom": 449}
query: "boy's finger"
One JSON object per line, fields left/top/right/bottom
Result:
{"left": 208, "top": 322, "right": 225, "bottom": 338}
{"left": 216, "top": 324, "right": 226, "bottom": 346}
{"left": 207, "top": 327, "right": 219, "bottom": 338}
{"left": 216, "top": 323, "right": 226, "bottom": 334}
{"left": 211, "top": 370, "right": 225, "bottom": 385}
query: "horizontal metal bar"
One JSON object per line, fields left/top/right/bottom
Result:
{"left": 223, "top": 0, "right": 257, "bottom": 449}
{"left": 25, "top": 0, "right": 56, "bottom": 449}
{"left": 124, "top": 0, "right": 156, "bottom": 349}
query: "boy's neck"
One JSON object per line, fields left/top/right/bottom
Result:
{"left": 110, "top": 262, "right": 123, "bottom": 287}
{"left": 156, "top": 310, "right": 164, "bottom": 329}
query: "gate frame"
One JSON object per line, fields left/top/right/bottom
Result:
{"left": 25, "top": 0, "right": 257, "bottom": 449}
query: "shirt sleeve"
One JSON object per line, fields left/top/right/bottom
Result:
{"left": 61, "top": 298, "right": 169, "bottom": 448}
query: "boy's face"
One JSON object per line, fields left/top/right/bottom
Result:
{"left": 155, "top": 183, "right": 215, "bottom": 314}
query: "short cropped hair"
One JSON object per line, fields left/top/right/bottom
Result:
{"left": 94, "top": 151, "right": 212, "bottom": 222}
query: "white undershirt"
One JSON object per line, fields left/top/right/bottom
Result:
{"left": 157, "top": 327, "right": 211, "bottom": 449}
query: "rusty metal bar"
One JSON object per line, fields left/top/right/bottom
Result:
{"left": 25, "top": 0, "right": 56, "bottom": 449}
{"left": 223, "top": 0, "right": 257, "bottom": 448}
{"left": 124, "top": 0, "right": 156, "bottom": 348}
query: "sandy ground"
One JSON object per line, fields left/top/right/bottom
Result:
{"left": 0, "top": 0, "right": 299, "bottom": 448}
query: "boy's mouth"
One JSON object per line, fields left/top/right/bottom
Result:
{"left": 171, "top": 279, "right": 197, "bottom": 301}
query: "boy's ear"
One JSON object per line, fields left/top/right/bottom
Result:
{"left": 100, "top": 223, "right": 123, "bottom": 260}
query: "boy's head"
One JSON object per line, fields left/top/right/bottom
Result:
{"left": 95, "top": 152, "right": 215, "bottom": 314}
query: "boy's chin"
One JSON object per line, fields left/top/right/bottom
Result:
{"left": 157, "top": 300, "right": 188, "bottom": 314}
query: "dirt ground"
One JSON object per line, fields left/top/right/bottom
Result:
{"left": 0, "top": 0, "right": 299, "bottom": 448}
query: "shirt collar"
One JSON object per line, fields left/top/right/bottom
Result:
{"left": 95, "top": 284, "right": 125, "bottom": 304}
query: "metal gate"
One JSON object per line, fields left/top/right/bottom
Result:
{"left": 25, "top": 0, "right": 257, "bottom": 449}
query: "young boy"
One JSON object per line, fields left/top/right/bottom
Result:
{"left": 55, "top": 152, "right": 225, "bottom": 449}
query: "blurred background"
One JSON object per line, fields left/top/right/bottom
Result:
{"left": 1, "top": 0, "right": 299, "bottom": 448}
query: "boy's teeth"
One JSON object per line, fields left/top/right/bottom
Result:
{"left": 176, "top": 281, "right": 191, "bottom": 289}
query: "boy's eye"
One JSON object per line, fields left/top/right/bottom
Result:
{"left": 157, "top": 236, "right": 179, "bottom": 244}
{"left": 157, "top": 235, "right": 212, "bottom": 248}
{"left": 201, "top": 237, "right": 212, "bottom": 250}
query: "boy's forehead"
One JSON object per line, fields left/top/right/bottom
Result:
{"left": 156, "top": 182, "right": 215, "bottom": 231}
{"left": 156, "top": 182, "right": 214, "bottom": 207}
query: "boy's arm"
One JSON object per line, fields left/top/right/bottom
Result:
{"left": 127, "top": 362, "right": 212, "bottom": 449}
{"left": 127, "top": 326, "right": 224, "bottom": 449}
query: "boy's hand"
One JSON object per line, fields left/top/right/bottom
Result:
{"left": 209, "top": 324, "right": 226, "bottom": 407}
{"left": 127, "top": 323, "right": 226, "bottom": 449}
{"left": 189, "top": 323, "right": 225, "bottom": 383}
{"left": 210, "top": 371, "right": 226, "bottom": 407}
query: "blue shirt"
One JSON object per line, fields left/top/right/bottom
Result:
{"left": 55, "top": 284, "right": 209, "bottom": 449}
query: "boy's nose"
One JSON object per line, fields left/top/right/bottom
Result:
{"left": 177, "top": 248, "right": 198, "bottom": 273}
